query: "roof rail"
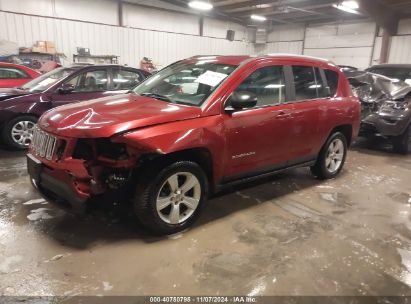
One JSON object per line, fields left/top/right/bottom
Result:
{"left": 190, "top": 55, "right": 221, "bottom": 58}
{"left": 264, "top": 53, "right": 335, "bottom": 64}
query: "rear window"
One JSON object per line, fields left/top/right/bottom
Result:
{"left": 0, "top": 67, "right": 29, "bottom": 79}
{"left": 324, "top": 69, "right": 339, "bottom": 97}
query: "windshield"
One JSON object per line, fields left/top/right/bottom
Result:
{"left": 21, "top": 67, "right": 75, "bottom": 92}
{"left": 133, "top": 61, "right": 237, "bottom": 106}
{"left": 368, "top": 67, "right": 411, "bottom": 85}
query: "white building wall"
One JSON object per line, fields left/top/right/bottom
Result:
{"left": 2, "top": 0, "right": 410, "bottom": 70}
{"left": 265, "top": 19, "right": 411, "bottom": 68}
{"left": 397, "top": 18, "right": 411, "bottom": 35}
{"left": 267, "top": 24, "right": 305, "bottom": 42}
{"left": 387, "top": 18, "right": 411, "bottom": 63}
{"left": 389, "top": 36, "right": 411, "bottom": 63}
{"left": 202, "top": 18, "right": 249, "bottom": 41}
{"left": 0, "top": 11, "right": 253, "bottom": 68}
{"left": 0, "top": 2, "right": 252, "bottom": 68}
{"left": 0, "top": 0, "right": 119, "bottom": 25}
{"left": 303, "top": 22, "right": 376, "bottom": 69}
{"left": 254, "top": 24, "right": 304, "bottom": 55}
{"left": 123, "top": 4, "right": 199, "bottom": 35}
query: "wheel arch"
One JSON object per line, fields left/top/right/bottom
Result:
{"left": 1, "top": 112, "right": 39, "bottom": 125}
{"left": 0, "top": 114, "right": 39, "bottom": 149}
{"left": 138, "top": 147, "right": 215, "bottom": 192}
{"left": 328, "top": 124, "right": 353, "bottom": 147}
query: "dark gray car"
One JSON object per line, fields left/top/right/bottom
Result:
{"left": 366, "top": 64, "right": 411, "bottom": 85}
{"left": 347, "top": 72, "right": 411, "bottom": 154}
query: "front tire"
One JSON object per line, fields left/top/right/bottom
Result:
{"left": 1, "top": 115, "right": 37, "bottom": 150}
{"left": 392, "top": 124, "right": 411, "bottom": 154}
{"left": 134, "top": 161, "right": 208, "bottom": 235}
{"left": 311, "top": 132, "right": 348, "bottom": 180}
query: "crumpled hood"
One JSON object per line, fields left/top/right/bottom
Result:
{"left": 38, "top": 94, "right": 202, "bottom": 138}
{"left": 347, "top": 72, "right": 411, "bottom": 102}
{"left": 0, "top": 88, "right": 29, "bottom": 101}
{"left": 347, "top": 72, "right": 411, "bottom": 119}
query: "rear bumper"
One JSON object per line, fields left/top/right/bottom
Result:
{"left": 360, "top": 113, "right": 410, "bottom": 137}
{"left": 27, "top": 153, "right": 89, "bottom": 213}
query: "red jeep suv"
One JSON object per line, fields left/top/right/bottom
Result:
{"left": 27, "top": 55, "right": 360, "bottom": 234}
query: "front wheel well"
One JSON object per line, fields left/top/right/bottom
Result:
{"left": 138, "top": 148, "right": 214, "bottom": 188}
{"left": 329, "top": 125, "right": 353, "bottom": 146}
{"left": 1, "top": 114, "right": 39, "bottom": 149}
{"left": 2, "top": 113, "right": 39, "bottom": 126}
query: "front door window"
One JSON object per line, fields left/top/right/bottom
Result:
{"left": 67, "top": 70, "right": 108, "bottom": 92}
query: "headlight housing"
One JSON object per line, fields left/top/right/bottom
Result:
{"left": 380, "top": 100, "right": 409, "bottom": 112}
{"left": 72, "top": 138, "right": 128, "bottom": 161}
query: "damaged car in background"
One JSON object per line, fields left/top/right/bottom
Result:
{"left": 347, "top": 72, "right": 411, "bottom": 154}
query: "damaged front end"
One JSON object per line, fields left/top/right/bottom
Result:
{"left": 347, "top": 72, "right": 411, "bottom": 138}
{"left": 73, "top": 138, "right": 138, "bottom": 193}
{"left": 27, "top": 129, "right": 144, "bottom": 212}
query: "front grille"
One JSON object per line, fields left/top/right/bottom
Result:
{"left": 31, "top": 127, "right": 58, "bottom": 160}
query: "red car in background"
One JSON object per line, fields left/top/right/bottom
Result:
{"left": 0, "top": 62, "right": 41, "bottom": 88}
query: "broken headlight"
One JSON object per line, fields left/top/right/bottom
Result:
{"left": 72, "top": 138, "right": 129, "bottom": 161}
{"left": 95, "top": 138, "right": 128, "bottom": 160}
{"left": 380, "top": 100, "right": 410, "bottom": 112}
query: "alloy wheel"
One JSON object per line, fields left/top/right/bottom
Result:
{"left": 11, "top": 121, "right": 36, "bottom": 147}
{"left": 325, "top": 138, "right": 345, "bottom": 173}
{"left": 156, "top": 172, "right": 201, "bottom": 225}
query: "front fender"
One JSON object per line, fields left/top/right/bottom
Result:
{"left": 0, "top": 93, "right": 49, "bottom": 118}
{"left": 114, "top": 115, "right": 226, "bottom": 182}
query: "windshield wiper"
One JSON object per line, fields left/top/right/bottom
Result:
{"left": 140, "top": 93, "right": 172, "bottom": 103}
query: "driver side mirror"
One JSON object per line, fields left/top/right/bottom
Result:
{"left": 58, "top": 83, "right": 75, "bottom": 94}
{"left": 225, "top": 91, "right": 257, "bottom": 112}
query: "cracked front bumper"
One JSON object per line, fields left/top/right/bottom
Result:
{"left": 360, "top": 113, "right": 410, "bottom": 137}
{"left": 27, "top": 153, "right": 89, "bottom": 213}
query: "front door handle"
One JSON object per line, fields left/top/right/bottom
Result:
{"left": 275, "top": 111, "right": 292, "bottom": 119}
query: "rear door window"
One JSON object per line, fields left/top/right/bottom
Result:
{"left": 324, "top": 69, "right": 339, "bottom": 97}
{"left": 292, "top": 66, "right": 318, "bottom": 101}
{"left": 314, "top": 68, "right": 329, "bottom": 98}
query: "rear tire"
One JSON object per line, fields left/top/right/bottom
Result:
{"left": 133, "top": 161, "right": 208, "bottom": 235}
{"left": 392, "top": 124, "right": 411, "bottom": 154}
{"left": 311, "top": 132, "right": 347, "bottom": 180}
{"left": 1, "top": 115, "right": 37, "bottom": 150}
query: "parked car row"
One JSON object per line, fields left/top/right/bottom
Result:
{"left": 26, "top": 54, "right": 360, "bottom": 234}
{"left": 0, "top": 64, "right": 150, "bottom": 149}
